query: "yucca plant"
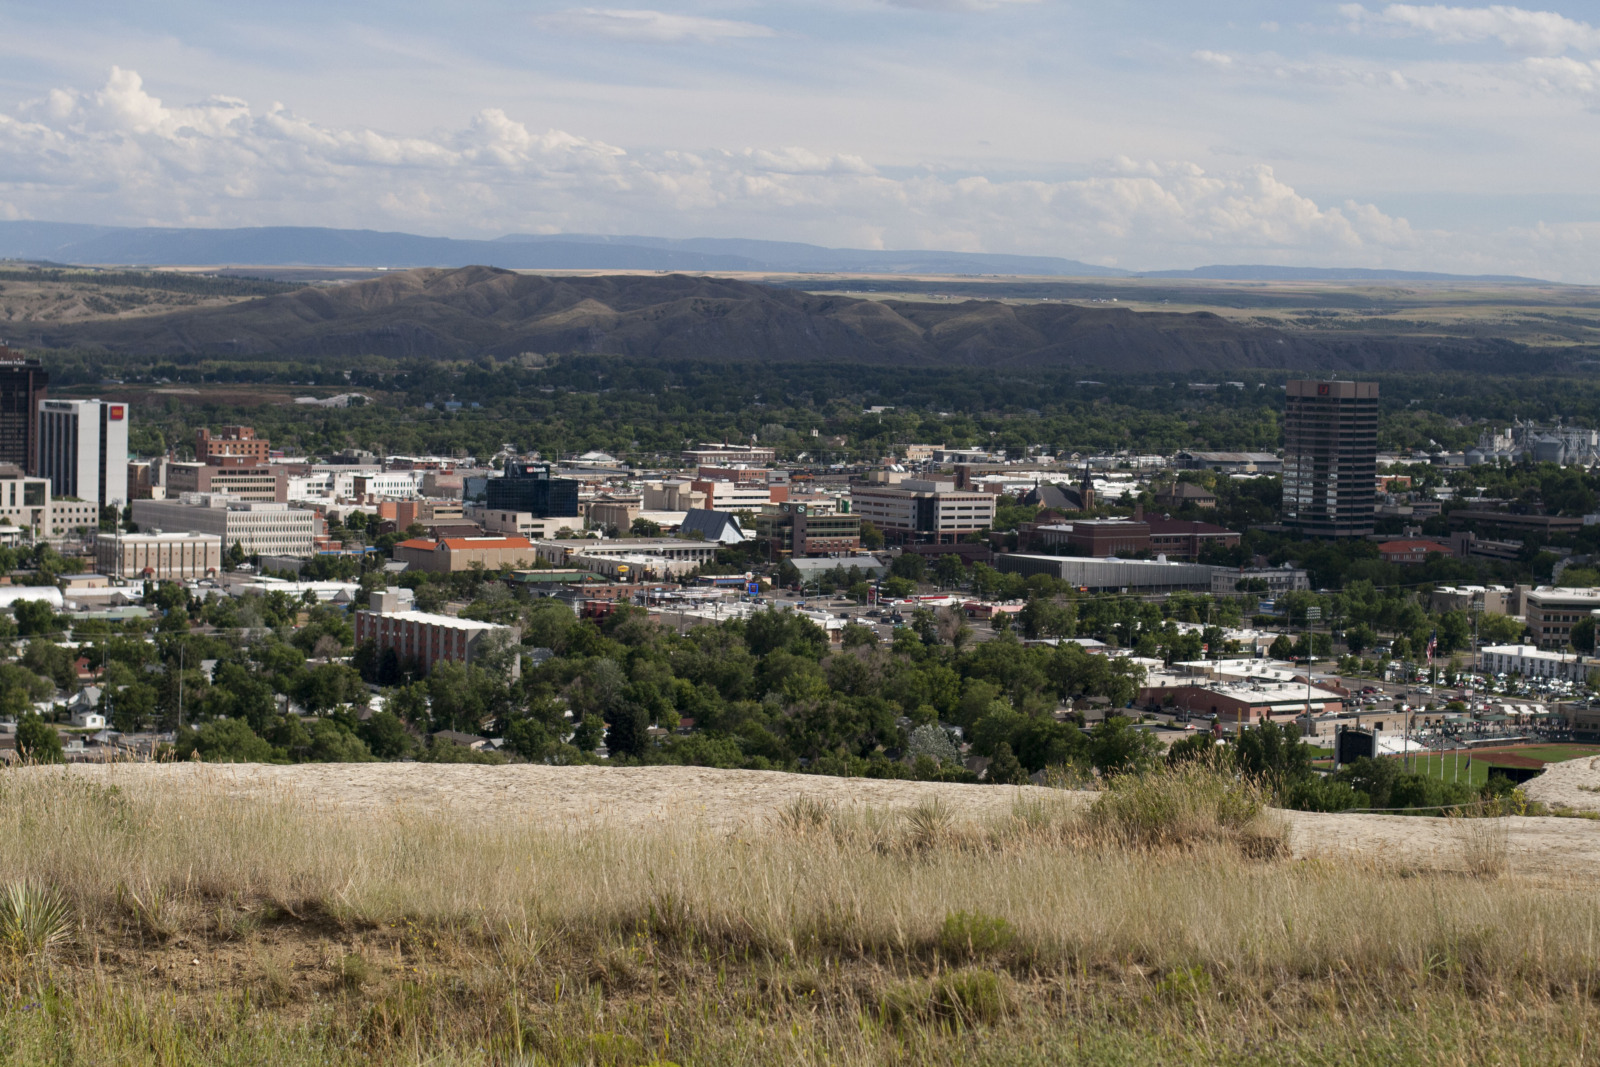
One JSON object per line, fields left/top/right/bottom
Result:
{"left": 0, "top": 882, "right": 73, "bottom": 959}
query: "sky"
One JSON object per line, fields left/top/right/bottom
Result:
{"left": 2, "top": 2, "right": 1600, "bottom": 278}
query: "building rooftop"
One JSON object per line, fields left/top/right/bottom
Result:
{"left": 397, "top": 536, "right": 536, "bottom": 551}
{"left": 367, "top": 610, "right": 506, "bottom": 633}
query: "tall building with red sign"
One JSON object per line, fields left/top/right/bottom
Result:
{"left": 37, "top": 398, "right": 129, "bottom": 512}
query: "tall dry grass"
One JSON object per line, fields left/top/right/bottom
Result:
{"left": 0, "top": 765, "right": 1592, "bottom": 996}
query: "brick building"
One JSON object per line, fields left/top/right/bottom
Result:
{"left": 354, "top": 591, "right": 520, "bottom": 677}
{"left": 195, "top": 426, "right": 270, "bottom": 464}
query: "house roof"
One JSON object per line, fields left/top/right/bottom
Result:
{"left": 1021, "top": 484, "right": 1084, "bottom": 510}
{"left": 1159, "top": 483, "right": 1217, "bottom": 499}
{"left": 678, "top": 509, "right": 746, "bottom": 542}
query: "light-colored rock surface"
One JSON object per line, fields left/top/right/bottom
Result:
{"left": 45, "top": 762, "right": 1600, "bottom": 880}
{"left": 1523, "top": 755, "right": 1600, "bottom": 813}
{"left": 56, "top": 761, "right": 1056, "bottom": 830}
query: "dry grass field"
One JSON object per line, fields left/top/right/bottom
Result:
{"left": 1, "top": 762, "right": 1599, "bottom": 1065}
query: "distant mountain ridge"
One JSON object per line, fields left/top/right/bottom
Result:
{"left": 0, "top": 222, "right": 1122, "bottom": 277}
{"left": 0, "top": 222, "right": 1543, "bottom": 283}
{"left": 13, "top": 265, "right": 1568, "bottom": 374}
{"left": 1138, "top": 264, "right": 1544, "bottom": 284}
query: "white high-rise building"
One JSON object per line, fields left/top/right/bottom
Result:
{"left": 36, "top": 399, "right": 130, "bottom": 512}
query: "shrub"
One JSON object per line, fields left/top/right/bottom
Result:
{"left": 938, "top": 910, "right": 1016, "bottom": 960}
{"left": 932, "top": 969, "right": 1011, "bottom": 1024}
{"left": 903, "top": 798, "right": 953, "bottom": 851}
{"left": 0, "top": 882, "right": 73, "bottom": 958}
{"left": 775, "top": 795, "right": 834, "bottom": 835}
{"left": 1087, "top": 762, "right": 1276, "bottom": 852}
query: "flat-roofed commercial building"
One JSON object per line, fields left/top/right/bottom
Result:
{"left": 165, "top": 461, "right": 288, "bottom": 503}
{"left": 1147, "top": 517, "right": 1240, "bottom": 560}
{"left": 849, "top": 479, "right": 994, "bottom": 545}
{"left": 1523, "top": 587, "right": 1600, "bottom": 649}
{"left": 95, "top": 530, "right": 222, "bottom": 580}
{"left": 354, "top": 590, "right": 519, "bottom": 677}
{"left": 1032, "top": 519, "right": 1151, "bottom": 557}
{"left": 681, "top": 444, "right": 776, "bottom": 466}
{"left": 692, "top": 479, "right": 778, "bottom": 512}
{"left": 531, "top": 538, "right": 720, "bottom": 568}
{"left": 757, "top": 502, "right": 861, "bottom": 557}
{"left": 1282, "top": 380, "right": 1378, "bottom": 538}
{"left": 392, "top": 536, "right": 542, "bottom": 573}
{"left": 997, "top": 554, "right": 1217, "bottom": 594}
{"left": 1479, "top": 643, "right": 1600, "bottom": 683}
{"left": 131, "top": 494, "right": 318, "bottom": 557}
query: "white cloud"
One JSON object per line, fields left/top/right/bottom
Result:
{"left": 536, "top": 8, "right": 776, "bottom": 43}
{"left": 1524, "top": 55, "right": 1600, "bottom": 92}
{"left": 1339, "top": 4, "right": 1600, "bottom": 55}
{"left": 7, "top": 67, "right": 1600, "bottom": 279}
{"left": 1189, "top": 49, "right": 1417, "bottom": 90}
{"left": 880, "top": 0, "right": 1041, "bottom": 10}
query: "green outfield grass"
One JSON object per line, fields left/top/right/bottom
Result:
{"left": 1511, "top": 744, "right": 1600, "bottom": 763}
{"left": 1411, "top": 753, "right": 1492, "bottom": 786}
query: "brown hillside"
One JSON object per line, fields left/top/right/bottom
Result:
{"left": 16, "top": 266, "right": 1552, "bottom": 372}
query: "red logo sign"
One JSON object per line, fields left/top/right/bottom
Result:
{"left": 108, "top": 405, "right": 125, "bottom": 420}
{"left": 1316, "top": 384, "right": 1330, "bottom": 396}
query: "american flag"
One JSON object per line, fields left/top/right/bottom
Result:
{"left": 1426, "top": 631, "right": 1437, "bottom": 661}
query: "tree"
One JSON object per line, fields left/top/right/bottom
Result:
{"left": 858, "top": 522, "right": 885, "bottom": 550}
{"left": 15, "top": 713, "right": 63, "bottom": 764}
{"left": 630, "top": 517, "right": 662, "bottom": 538}
{"left": 0, "top": 664, "right": 53, "bottom": 718}
{"left": 12, "top": 599, "right": 59, "bottom": 638}
{"left": 1344, "top": 623, "right": 1376, "bottom": 656}
{"left": 227, "top": 541, "right": 247, "bottom": 569}
{"left": 177, "top": 719, "right": 274, "bottom": 763}
{"left": 890, "top": 553, "right": 927, "bottom": 581}
{"left": 933, "top": 553, "right": 966, "bottom": 586}
{"left": 840, "top": 621, "right": 877, "bottom": 649}
{"left": 304, "top": 719, "right": 375, "bottom": 762}
{"left": 605, "top": 698, "right": 651, "bottom": 760}
{"left": 1268, "top": 634, "right": 1296, "bottom": 660}
{"left": 1571, "top": 617, "right": 1596, "bottom": 654}
{"left": 504, "top": 716, "right": 555, "bottom": 762}
{"left": 358, "top": 710, "right": 415, "bottom": 759}
{"left": 986, "top": 741, "right": 1028, "bottom": 785}
{"left": 906, "top": 723, "right": 960, "bottom": 766}
{"left": 420, "top": 738, "right": 507, "bottom": 764}
{"left": 570, "top": 713, "right": 605, "bottom": 753}
{"left": 1478, "top": 613, "right": 1527, "bottom": 646}
{"left": 1231, "top": 720, "right": 1313, "bottom": 794}
{"left": 1165, "top": 731, "right": 1217, "bottom": 766}
{"left": 1087, "top": 715, "right": 1160, "bottom": 776}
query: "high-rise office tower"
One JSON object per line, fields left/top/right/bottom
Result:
{"left": 0, "top": 347, "right": 48, "bottom": 474}
{"left": 37, "top": 398, "right": 130, "bottom": 512}
{"left": 485, "top": 461, "right": 580, "bottom": 517}
{"left": 1282, "top": 380, "right": 1378, "bottom": 538}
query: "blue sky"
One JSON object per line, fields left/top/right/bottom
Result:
{"left": 2, "top": 2, "right": 1599, "bottom": 277}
